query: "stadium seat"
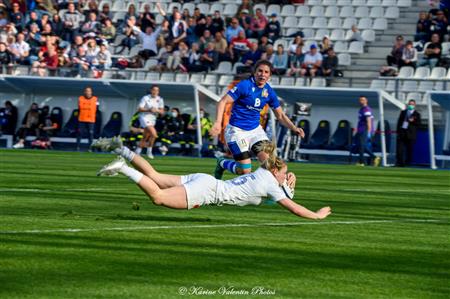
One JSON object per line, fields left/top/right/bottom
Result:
{"left": 323, "top": 0, "right": 338, "bottom": 5}
{"left": 370, "top": 79, "right": 386, "bottom": 89}
{"left": 270, "top": 76, "right": 280, "bottom": 86}
{"left": 311, "top": 78, "right": 326, "bottom": 87}
{"left": 348, "top": 41, "right": 364, "bottom": 54}
{"left": 285, "top": 28, "right": 300, "bottom": 37}
{"left": 213, "top": 61, "right": 232, "bottom": 74}
{"left": 190, "top": 73, "right": 204, "bottom": 83}
{"left": 413, "top": 66, "right": 431, "bottom": 79}
{"left": 209, "top": 3, "right": 223, "bottom": 15}
{"left": 370, "top": 7, "right": 384, "bottom": 18}
{"left": 361, "top": 30, "right": 376, "bottom": 42}
{"left": 358, "top": 18, "right": 373, "bottom": 30}
{"left": 134, "top": 71, "right": 146, "bottom": 80}
{"left": 430, "top": 67, "right": 446, "bottom": 79}
{"left": 308, "top": 0, "right": 322, "bottom": 5}
{"left": 311, "top": 6, "right": 325, "bottom": 17}
{"left": 232, "top": 62, "right": 245, "bottom": 74}
{"left": 367, "top": 0, "right": 382, "bottom": 5}
{"left": 385, "top": 79, "right": 397, "bottom": 92}
{"left": 372, "top": 120, "right": 391, "bottom": 153}
{"left": 385, "top": 7, "right": 399, "bottom": 18}
{"left": 330, "top": 29, "right": 345, "bottom": 40}
{"left": 274, "top": 39, "right": 288, "bottom": 49}
{"left": 208, "top": 86, "right": 217, "bottom": 94}
{"left": 101, "top": 112, "right": 122, "bottom": 138}
{"left": 219, "top": 75, "right": 233, "bottom": 86}
{"left": 325, "top": 6, "right": 339, "bottom": 17}
{"left": 328, "top": 18, "right": 342, "bottom": 29}
{"left": 14, "top": 66, "right": 29, "bottom": 76}
{"left": 398, "top": 66, "right": 414, "bottom": 78}
{"left": 112, "top": 1, "right": 125, "bottom": 12}
{"left": 204, "top": 74, "right": 217, "bottom": 85}
{"left": 382, "top": 0, "right": 397, "bottom": 6}
{"left": 160, "top": 73, "right": 174, "bottom": 82}
{"left": 397, "top": 0, "right": 411, "bottom": 7}
{"left": 337, "top": 0, "right": 352, "bottom": 5}
{"left": 354, "top": 7, "right": 369, "bottom": 18}
{"left": 196, "top": 3, "right": 209, "bottom": 15}
{"left": 280, "top": 77, "right": 295, "bottom": 86}
{"left": 298, "top": 119, "right": 310, "bottom": 145}
{"left": 283, "top": 16, "right": 298, "bottom": 28}
{"left": 373, "top": 18, "right": 388, "bottom": 30}
{"left": 401, "top": 81, "right": 418, "bottom": 92}
{"left": 447, "top": 69, "right": 450, "bottom": 79}
{"left": 223, "top": 4, "right": 237, "bottom": 16}
{"left": 146, "top": 72, "right": 160, "bottom": 81}
{"left": 312, "top": 17, "right": 328, "bottom": 29}
{"left": 267, "top": 4, "right": 281, "bottom": 16}
{"left": 338, "top": 53, "right": 351, "bottom": 65}
{"left": 334, "top": 41, "right": 348, "bottom": 53}
{"left": 340, "top": 6, "right": 353, "bottom": 17}
{"left": 407, "top": 92, "right": 424, "bottom": 104}
{"left": 175, "top": 73, "right": 189, "bottom": 83}
{"left": 143, "top": 58, "right": 158, "bottom": 70}
{"left": 343, "top": 17, "right": 357, "bottom": 29}
{"left": 434, "top": 81, "right": 444, "bottom": 90}
{"left": 58, "top": 109, "right": 79, "bottom": 137}
{"left": 295, "top": 77, "right": 308, "bottom": 86}
{"left": 129, "top": 45, "right": 142, "bottom": 57}
{"left": 418, "top": 81, "right": 434, "bottom": 92}
{"left": 441, "top": 42, "right": 450, "bottom": 56}
{"left": 155, "top": 14, "right": 164, "bottom": 24}
{"left": 315, "top": 29, "right": 330, "bottom": 40}
{"left": 50, "top": 107, "right": 63, "bottom": 134}
{"left": 303, "top": 120, "right": 331, "bottom": 149}
{"left": 352, "top": 0, "right": 366, "bottom": 6}
{"left": 325, "top": 120, "right": 352, "bottom": 150}
{"left": 281, "top": 5, "right": 296, "bottom": 17}
{"left": 298, "top": 17, "right": 313, "bottom": 28}
{"left": 295, "top": 5, "right": 310, "bottom": 17}
{"left": 254, "top": 4, "right": 266, "bottom": 14}
{"left": 302, "top": 28, "right": 315, "bottom": 39}
{"left": 94, "top": 110, "right": 102, "bottom": 139}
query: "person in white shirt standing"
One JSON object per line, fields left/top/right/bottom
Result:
{"left": 136, "top": 85, "right": 164, "bottom": 159}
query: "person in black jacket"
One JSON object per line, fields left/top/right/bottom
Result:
{"left": 0, "top": 100, "right": 18, "bottom": 135}
{"left": 396, "top": 99, "right": 421, "bottom": 167}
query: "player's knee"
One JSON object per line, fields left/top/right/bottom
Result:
{"left": 237, "top": 168, "right": 251, "bottom": 174}
{"left": 236, "top": 162, "right": 252, "bottom": 174}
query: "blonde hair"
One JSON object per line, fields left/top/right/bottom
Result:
{"left": 255, "top": 142, "right": 286, "bottom": 171}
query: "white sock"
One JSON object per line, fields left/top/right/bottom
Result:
{"left": 114, "top": 146, "right": 135, "bottom": 162}
{"left": 135, "top": 147, "right": 142, "bottom": 155}
{"left": 120, "top": 164, "right": 143, "bottom": 183}
{"left": 147, "top": 147, "right": 153, "bottom": 154}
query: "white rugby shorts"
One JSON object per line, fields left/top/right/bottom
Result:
{"left": 181, "top": 173, "right": 218, "bottom": 209}
{"left": 139, "top": 114, "right": 157, "bottom": 128}
{"left": 224, "top": 124, "right": 269, "bottom": 156}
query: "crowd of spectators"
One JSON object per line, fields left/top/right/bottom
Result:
{"left": 0, "top": 0, "right": 339, "bottom": 79}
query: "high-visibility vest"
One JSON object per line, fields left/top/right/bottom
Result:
{"left": 78, "top": 95, "right": 97, "bottom": 123}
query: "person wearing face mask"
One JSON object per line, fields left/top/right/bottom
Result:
{"left": 13, "top": 103, "right": 41, "bottom": 149}
{"left": 396, "top": 100, "right": 421, "bottom": 167}
{"left": 158, "top": 108, "right": 185, "bottom": 156}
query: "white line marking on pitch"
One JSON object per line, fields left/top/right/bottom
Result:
{"left": 0, "top": 219, "right": 443, "bottom": 235}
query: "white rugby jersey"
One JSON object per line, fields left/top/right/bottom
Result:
{"left": 216, "top": 167, "right": 287, "bottom": 206}
{"left": 138, "top": 95, "right": 164, "bottom": 117}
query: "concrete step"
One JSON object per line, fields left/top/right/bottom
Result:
{"left": 352, "top": 58, "right": 386, "bottom": 65}
{"left": 367, "top": 47, "right": 391, "bottom": 56}
{"left": 346, "top": 65, "right": 381, "bottom": 71}
{"left": 342, "top": 70, "right": 379, "bottom": 78}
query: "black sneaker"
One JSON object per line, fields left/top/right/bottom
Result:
{"left": 214, "top": 158, "right": 225, "bottom": 179}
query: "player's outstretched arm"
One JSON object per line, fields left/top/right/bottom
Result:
{"left": 210, "top": 94, "right": 234, "bottom": 137}
{"left": 273, "top": 107, "right": 305, "bottom": 138}
{"left": 277, "top": 198, "right": 331, "bottom": 220}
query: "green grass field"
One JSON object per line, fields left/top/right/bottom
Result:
{"left": 0, "top": 150, "right": 449, "bottom": 299}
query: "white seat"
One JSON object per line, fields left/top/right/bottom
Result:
{"left": 323, "top": 0, "right": 337, "bottom": 5}
{"left": 398, "top": 66, "right": 414, "bottom": 78}
{"left": 223, "top": 4, "right": 237, "bottom": 16}
{"left": 270, "top": 76, "right": 280, "bottom": 86}
{"left": 417, "top": 81, "right": 434, "bottom": 92}
{"left": 190, "top": 73, "right": 204, "bottom": 83}
{"left": 352, "top": 0, "right": 366, "bottom": 5}
{"left": 373, "top": 18, "right": 388, "bottom": 30}
{"left": 274, "top": 39, "right": 288, "bottom": 49}
{"left": 308, "top": 0, "right": 322, "bottom": 5}
{"left": 354, "top": 6, "right": 369, "bottom": 18}
{"left": 310, "top": 6, "right": 325, "bottom": 17}
{"left": 232, "top": 62, "right": 245, "bottom": 74}
{"left": 361, "top": 29, "right": 376, "bottom": 42}
{"left": 407, "top": 92, "right": 423, "bottom": 104}
{"left": 175, "top": 73, "right": 189, "bottom": 83}
{"left": 167, "top": 3, "right": 180, "bottom": 14}
{"left": 434, "top": 81, "right": 444, "bottom": 90}
{"left": 196, "top": 3, "right": 209, "bottom": 15}
{"left": 295, "top": 77, "right": 308, "bottom": 86}
{"left": 112, "top": 11, "right": 126, "bottom": 23}
{"left": 382, "top": 0, "right": 397, "bottom": 6}
{"left": 430, "top": 67, "right": 446, "bottom": 79}
{"left": 160, "top": 73, "right": 175, "bottom": 82}
{"left": 219, "top": 75, "right": 234, "bottom": 86}
{"left": 330, "top": 29, "right": 345, "bottom": 40}
{"left": 283, "top": 16, "right": 298, "bottom": 28}
{"left": 397, "top": 0, "right": 411, "bottom": 7}
{"left": 254, "top": 4, "right": 266, "bottom": 15}
{"left": 340, "top": 6, "right": 353, "bottom": 17}
{"left": 345, "top": 29, "right": 354, "bottom": 40}
{"left": 155, "top": 14, "right": 164, "bottom": 24}
{"left": 146, "top": 72, "right": 160, "bottom": 81}
{"left": 401, "top": 81, "right": 418, "bottom": 92}
{"left": 129, "top": 45, "right": 142, "bottom": 57}
{"left": 441, "top": 42, "right": 450, "bottom": 57}
{"left": 312, "top": 17, "right": 327, "bottom": 28}
{"left": 325, "top": 6, "right": 339, "bottom": 17}
{"left": 311, "top": 78, "right": 326, "bottom": 87}
{"left": 99, "top": 1, "right": 112, "bottom": 11}
{"left": 281, "top": 5, "right": 296, "bottom": 17}
{"left": 358, "top": 18, "right": 373, "bottom": 30}
{"left": 367, "top": 0, "right": 382, "bottom": 5}
{"left": 298, "top": 17, "right": 313, "bottom": 28}
{"left": 204, "top": 74, "right": 217, "bottom": 85}
{"left": 396, "top": 92, "right": 407, "bottom": 102}
{"left": 370, "top": 7, "right": 384, "bottom": 18}
{"left": 208, "top": 86, "right": 217, "bottom": 93}
{"left": 302, "top": 28, "right": 315, "bottom": 39}
{"left": 413, "top": 66, "right": 431, "bottom": 79}
{"left": 208, "top": 3, "right": 223, "bottom": 15}
{"left": 295, "top": 5, "right": 310, "bottom": 17}
{"left": 285, "top": 28, "right": 300, "bottom": 36}
{"left": 315, "top": 29, "right": 330, "bottom": 40}
{"left": 447, "top": 69, "right": 450, "bottom": 79}
{"left": 338, "top": 53, "right": 351, "bottom": 65}
{"left": 144, "top": 58, "right": 158, "bottom": 69}
{"left": 112, "top": 1, "right": 125, "bottom": 12}
{"left": 348, "top": 41, "right": 364, "bottom": 54}
{"left": 183, "top": 3, "right": 195, "bottom": 14}
{"left": 333, "top": 41, "right": 348, "bottom": 53}
{"left": 370, "top": 79, "right": 386, "bottom": 89}
{"left": 343, "top": 17, "right": 357, "bottom": 29}
{"left": 385, "top": 80, "right": 397, "bottom": 92}
{"left": 385, "top": 7, "right": 399, "bottom": 18}
{"left": 280, "top": 77, "right": 295, "bottom": 86}
{"left": 213, "top": 61, "right": 232, "bottom": 74}
{"left": 337, "top": 0, "right": 352, "bottom": 5}
{"left": 328, "top": 17, "right": 342, "bottom": 29}
{"left": 267, "top": 4, "right": 281, "bottom": 16}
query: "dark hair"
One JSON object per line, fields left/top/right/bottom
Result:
{"left": 5, "top": 100, "right": 12, "bottom": 106}
{"left": 406, "top": 40, "right": 413, "bottom": 46}
{"left": 253, "top": 60, "right": 273, "bottom": 75}
{"left": 84, "top": 86, "right": 93, "bottom": 91}
{"left": 408, "top": 99, "right": 416, "bottom": 104}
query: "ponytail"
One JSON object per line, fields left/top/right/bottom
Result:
{"left": 254, "top": 141, "right": 285, "bottom": 171}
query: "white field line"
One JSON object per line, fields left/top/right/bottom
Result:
{"left": 0, "top": 219, "right": 443, "bottom": 235}
{"left": 0, "top": 188, "right": 123, "bottom": 192}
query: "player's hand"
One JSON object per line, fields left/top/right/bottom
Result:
{"left": 209, "top": 121, "right": 221, "bottom": 137}
{"left": 294, "top": 127, "right": 305, "bottom": 138}
{"left": 315, "top": 207, "right": 331, "bottom": 220}
{"left": 286, "top": 172, "right": 296, "bottom": 189}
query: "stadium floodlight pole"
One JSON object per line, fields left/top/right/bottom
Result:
{"left": 427, "top": 92, "right": 437, "bottom": 169}
{"left": 378, "top": 93, "right": 387, "bottom": 167}
{"left": 194, "top": 84, "right": 202, "bottom": 157}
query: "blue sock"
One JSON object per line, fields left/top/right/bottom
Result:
{"left": 220, "top": 159, "right": 237, "bottom": 174}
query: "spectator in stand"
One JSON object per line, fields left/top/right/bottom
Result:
{"left": 52, "top": 14, "right": 64, "bottom": 37}
{"left": 186, "top": 17, "right": 197, "bottom": 46}
{"left": 301, "top": 44, "right": 322, "bottom": 77}
{"left": 62, "top": 2, "right": 84, "bottom": 42}
{"left": 9, "top": 32, "right": 30, "bottom": 64}
{"left": 236, "top": 0, "right": 254, "bottom": 17}
{"left": 229, "top": 30, "right": 252, "bottom": 63}
{"left": 396, "top": 99, "right": 421, "bottom": 167}
{"left": 157, "top": 2, "right": 187, "bottom": 47}
{"left": 0, "top": 42, "right": 13, "bottom": 73}
{"left": 153, "top": 43, "right": 174, "bottom": 71}
{"left": 77, "top": 86, "right": 98, "bottom": 150}
{"left": 287, "top": 45, "right": 305, "bottom": 77}
{"left": 194, "top": 8, "right": 208, "bottom": 38}
{"left": 250, "top": 8, "right": 268, "bottom": 38}
{"left": 139, "top": 3, "right": 156, "bottom": 32}
{"left": 261, "top": 44, "right": 274, "bottom": 61}
{"left": 124, "top": 3, "right": 139, "bottom": 24}
{"left": 182, "top": 8, "right": 190, "bottom": 21}
{"left": 31, "top": 45, "right": 59, "bottom": 76}
{"left": 184, "top": 42, "right": 204, "bottom": 72}
{"left": 100, "top": 18, "right": 116, "bottom": 43}
{"left": 386, "top": 35, "right": 404, "bottom": 67}
{"left": 1, "top": 22, "right": 18, "bottom": 44}
{"left": 211, "top": 11, "right": 224, "bottom": 35}
{"left": 288, "top": 35, "right": 303, "bottom": 55}
{"left": 72, "top": 46, "right": 90, "bottom": 77}
{"left": 199, "top": 29, "right": 213, "bottom": 52}
{"left": 418, "top": 33, "right": 442, "bottom": 68}
{"left": 130, "top": 18, "right": 162, "bottom": 60}
{"left": 258, "top": 35, "right": 271, "bottom": 53}
{"left": 36, "top": 0, "right": 57, "bottom": 16}
{"left": 347, "top": 25, "right": 363, "bottom": 42}
{"left": 213, "top": 31, "right": 229, "bottom": 62}
{"left": 225, "top": 17, "right": 244, "bottom": 43}
{"left": 320, "top": 36, "right": 333, "bottom": 57}
{"left": 92, "top": 43, "right": 112, "bottom": 76}
{"left": 99, "top": 2, "right": 113, "bottom": 24}
{"left": 9, "top": 2, "right": 24, "bottom": 32}
{"left": 13, "top": 102, "right": 40, "bottom": 149}
{"left": 119, "top": 16, "right": 139, "bottom": 52}
{"left": 238, "top": 9, "right": 252, "bottom": 38}
{"left": 265, "top": 13, "right": 281, "bottom": 43}
{"left": 240, "top": 42, "right": 261, "bottom": 70}
{"left": 200, "top": 41, "right": 216, "bottom": 71}
{"left": 271, "top": 44, "right": 288, "bottom": 75}
{"left": 83, "top": 1, "right": 99, "bottom": 19}
{"left": 430, "top": 10, "right": 448, "bottom": 41}
{"left": 415, "top": 11, "right": 431, "bottom": 43}
{"left": 322, "top": 48, "right": 338, "bottom": 79}
{"left": 26, "top": 11, "right": 42, "bottom": 31}
{"left": 0, "top": 100, "right": 18, "bottom": 135}
{"left": 81, "top": 12, "right": 101, "bottom": 35}
{"left": 400, "top": 40, "right": 418, "bottom": 68}
{"left": 158, "top": 107, "right": 184, "bottom": 156}
{"left": 26, "top": 23, "right": 43, "bottom": 63}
